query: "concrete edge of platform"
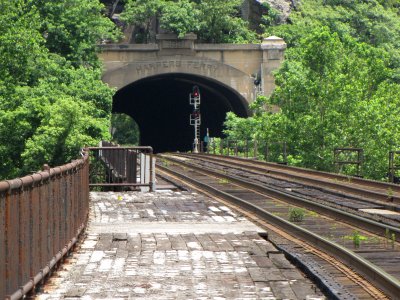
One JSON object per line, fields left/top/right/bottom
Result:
{"left": 277, "top": 243, "right": 353, "bottom": 300}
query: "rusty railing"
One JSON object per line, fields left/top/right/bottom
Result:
{"left": 0, "top": 153, "right": 90, "bottom": 299}
{"left": 88, "top": 142, "right": 155, "bottom": 191}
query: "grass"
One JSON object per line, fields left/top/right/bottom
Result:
{"left": 288, "top": 207, "right": 305, "bottom": 222}
{"left": 385, "top": 228, "right": 396, "bottom": 248}
{"left": 161, "top": 158, "right": 170, "bottom": 167}
{"left": 218, "top": 178, "right": 230, "bottom": 184}
{"left": 343, "top": 231, "right": 368, "bottom": 249}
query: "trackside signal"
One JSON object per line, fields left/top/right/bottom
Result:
{"left": 189, "top": 86, "right": 201, "bottom": 153}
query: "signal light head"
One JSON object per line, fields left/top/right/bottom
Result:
{"left": 192, "top": 86, "right": 200, "bottom": 98}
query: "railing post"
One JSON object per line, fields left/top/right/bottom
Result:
{"left": 150, "top": 153, "right": 156, "bottom": 192}
{"left": 234, "top": 141, "right": 238, "bottom": 156}
{"left": 283, "top": 142, "right": 287, "bottom": 164}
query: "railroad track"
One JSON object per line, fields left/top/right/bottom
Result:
{"left": 156, "top": 154, "right": 400, "bottom": 299}
{"left": 173, "top": 153, "right": 400, "bottom": 227}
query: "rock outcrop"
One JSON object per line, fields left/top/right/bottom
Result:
{"left": 242, "top": 0, "right": 297, "bottom": 27}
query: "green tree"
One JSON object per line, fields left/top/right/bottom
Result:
{"left": 224, "top": 0, "right": 400, "bottom": 180}
{"left": 0, "top": 0, "right": 116, "bottom": 179}
{"left": 33, "top": 0, "right": 121, "bottom": 67}
{"left": 121, "top": 0, "right": 258, "bottom": 43}
{"left": 0, "top": 0, "right": 47, "bottom": 89}
{"left": 160, "top": 0, "right": 199, "bottom": 38}
{"left": 120, "top": 0, "right": 165, "bottom": 43}
{"left": 196, "top": 0, "right": 257, "bottom": 43}
{"left": 111, "top": 113, "right": 140, "bottom": 145}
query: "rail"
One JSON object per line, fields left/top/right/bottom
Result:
{"left": 0, "top": 152, "right": 90, "bottom": 300}
{"left": 206, "top": 138, "right": 400, "bottom": 181}
{"left": 158, "top": 155, "right": 400, "bottom": 299}
{"left": 87, "top": 142, "right": 155, "bottom": 192}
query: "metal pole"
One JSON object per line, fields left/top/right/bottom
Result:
{"left": 234, "top": 141, "right": 238, "bottom": 156}
{"left": 283, "top": 142, "right": 287, "bottom": 164}
{"left": 389, "top": 151, "right": 394, "bottom": 183}
{"left": 150, "top": 153, "right": 155, "bottom": 192}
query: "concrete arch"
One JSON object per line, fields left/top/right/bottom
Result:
{"left": 102, "top": 55, "right": 256, "bottom": 104}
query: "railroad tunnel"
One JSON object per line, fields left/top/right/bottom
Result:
{"left": 112, "top": 73, "right": 250, "bottom": 153}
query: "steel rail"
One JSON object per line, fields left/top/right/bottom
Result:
{"left": 176, "top": 153, "right": 400, "bottom": 213}
{"left": 161, "top": 155, "right": 400, "bottom": 240}
{"left": 186, "top": 153, "right": 400, "bottom": 205}
{"left": 156, "top": 160, "right": 400, "bottom": 299}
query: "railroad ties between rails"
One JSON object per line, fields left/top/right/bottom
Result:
{"left": 158, "top": 153, "right": 400, "bottom": 299}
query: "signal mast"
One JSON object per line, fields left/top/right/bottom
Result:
{"left": 189, "top": 86, "right": 201, "bottom": 153}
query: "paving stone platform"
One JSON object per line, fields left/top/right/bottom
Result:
{"left": 36, "top": 191, "right": 325, "bottom": 300}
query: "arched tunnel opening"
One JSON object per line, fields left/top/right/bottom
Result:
{"left": 112, "top": 73, "right": 250, "bottom": 153}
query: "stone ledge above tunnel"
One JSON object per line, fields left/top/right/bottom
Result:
{"left": 99, "top": 34, "right": 286, "bottom": 105}
{"left": 102, "top": 55, "right": 256, "bottom": 105}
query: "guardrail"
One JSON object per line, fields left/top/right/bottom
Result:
{"left": 88, "top": 142, "right": 155, "bottom": 192}
{"left": 0, "top": 153, "right": 89, "bottom": 299}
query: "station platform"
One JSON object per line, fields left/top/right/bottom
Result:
{"left": 35, "top": 190, "right": 325, "bottom": 299}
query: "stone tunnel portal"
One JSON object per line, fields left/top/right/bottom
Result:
{"left": 112, "top": 73, "right": 250, "bottom": 153}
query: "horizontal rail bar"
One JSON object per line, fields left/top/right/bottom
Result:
{"left": 89, "top": 183, "right": 151, "bottom": 187}
{"left": 0, "top": 162, "right": 83, "bottom": 193}
{"left": 88, "top": 146, "right": 153, "bottom": 151}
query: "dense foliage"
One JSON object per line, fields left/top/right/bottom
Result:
{"left": 110, "top": 113, "right": 140, "bottom": 146}
{"left": 224, "top": 0, "right": 400, "bottom": 180}
{"left": 0, "top": 0, "right": 119, "bottom": 179}
{"left": 120, "top": 0, "right": 258, "bottom": 43}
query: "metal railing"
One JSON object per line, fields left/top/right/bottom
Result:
{"left": 0, "top": 153, "right": 90, "bottom": 299}
{"left": 334, "top": 147, "right": 364, "bottom": 178}
{"left": 87, "top": 142, "right": 155, "bottom": 191}
{"left": 388, "top": 150, "right": 400, "bottom": 183}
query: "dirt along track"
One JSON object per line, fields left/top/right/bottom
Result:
{"left": 157, "top": 153, "right": 400, "bottom": 299}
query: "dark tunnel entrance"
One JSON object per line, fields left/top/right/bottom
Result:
{"left": 112, "top": 73, "right": 250, "bottom": 153}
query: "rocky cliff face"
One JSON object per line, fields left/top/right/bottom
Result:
{"left": 243, "top": 0, "right": 297, "bottom": 27}
{"left": 260, "top": 0, "right": 298, "bottom": 22}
